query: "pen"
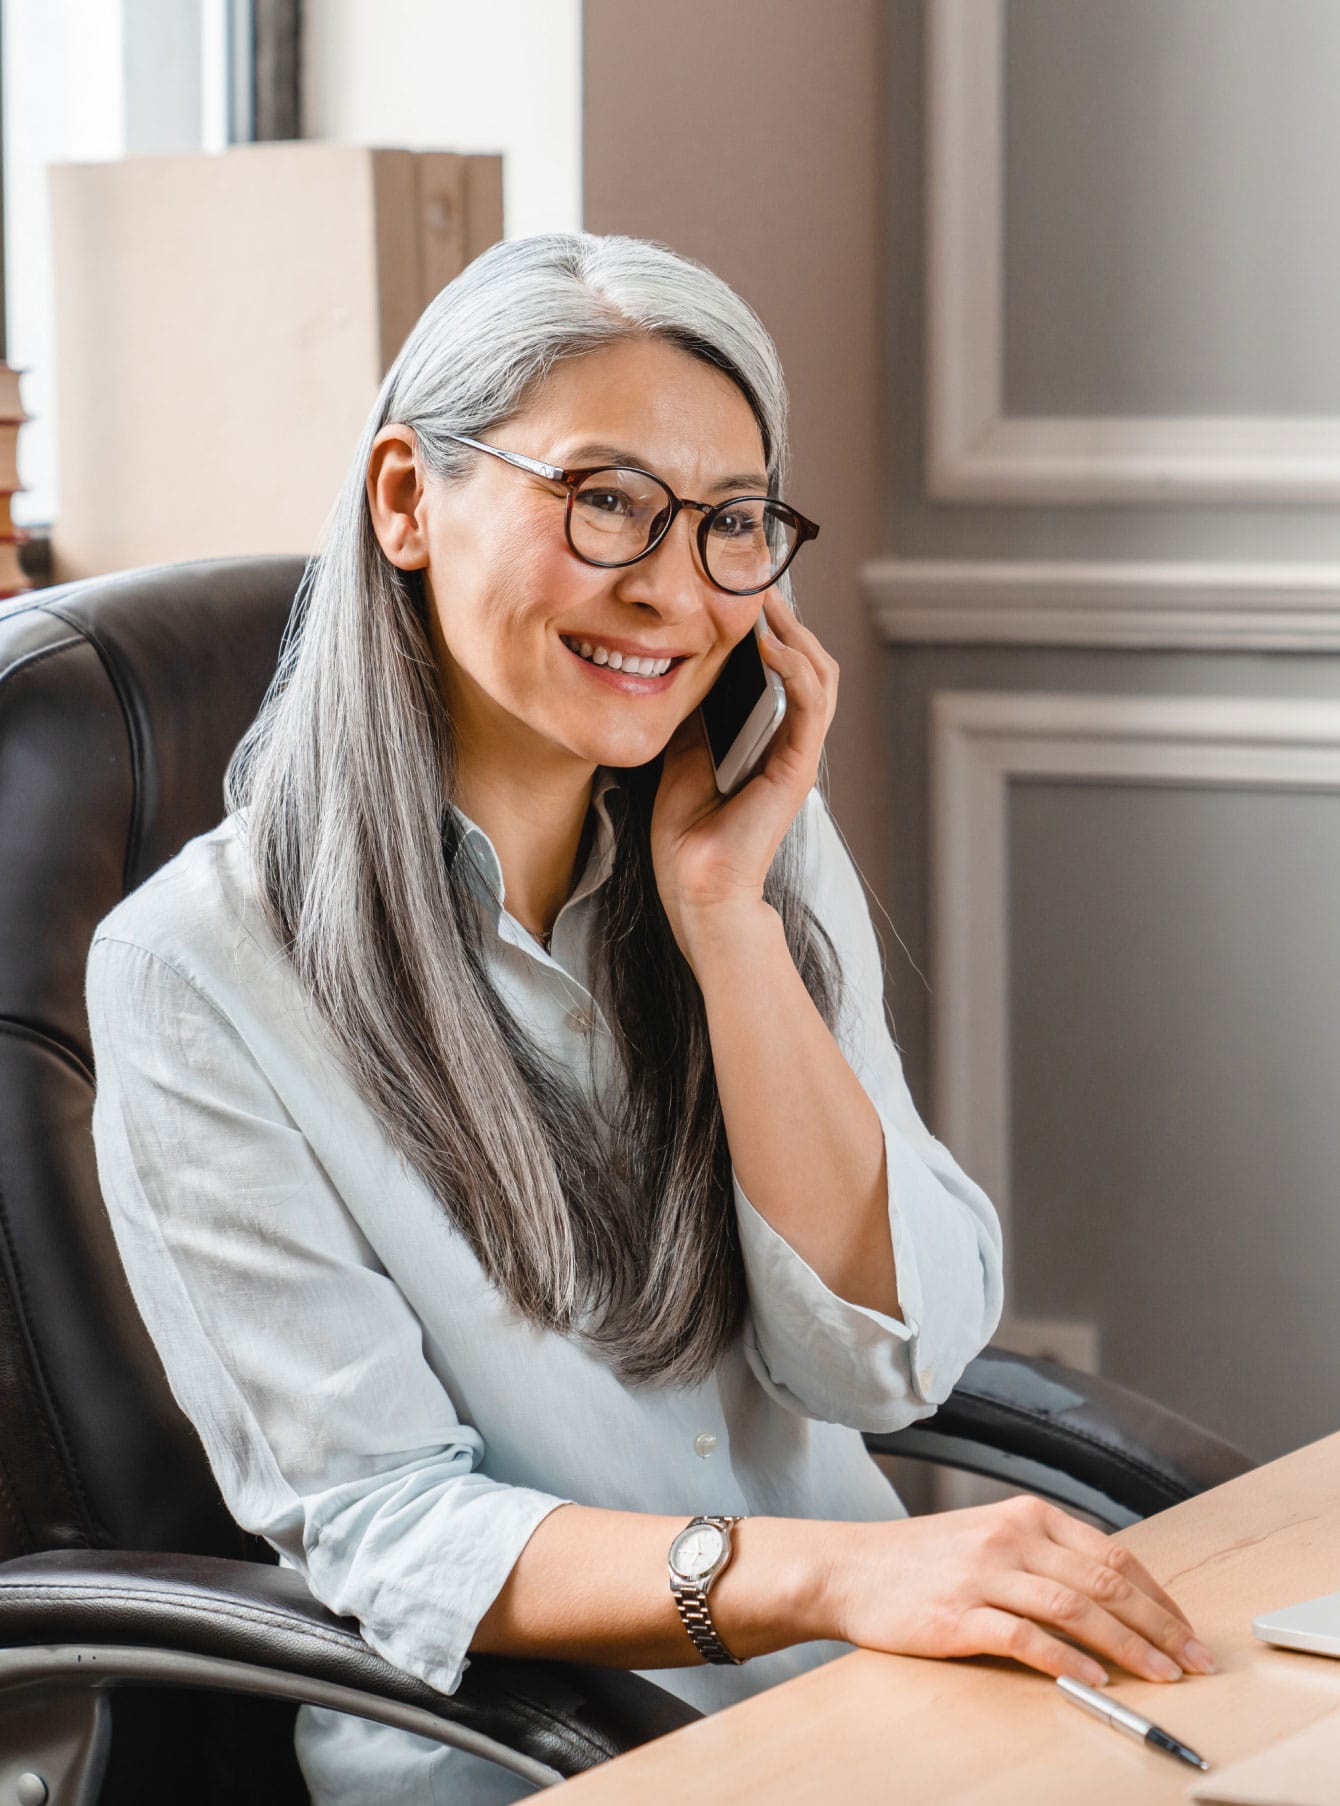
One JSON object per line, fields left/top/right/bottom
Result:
{"left": 1056, "top": 1675, "right": 1210, "bottom": 1772}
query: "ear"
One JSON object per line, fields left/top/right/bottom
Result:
{"left": 366, "top": 425, "right": 430, "bottom": 569}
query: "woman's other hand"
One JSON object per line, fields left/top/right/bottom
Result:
{"left": 650, "top": 591, "right": 838, "bottom": 959}
{"left": 819, "top": 1495, "right": 1215, "bottom": 1687}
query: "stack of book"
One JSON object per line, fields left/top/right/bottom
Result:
{"left": 0, "top": 365, "right": 29, "bottom": 598}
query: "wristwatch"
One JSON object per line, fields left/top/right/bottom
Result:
{"left": 667, "top": 1514, "right": 745, "bottom": 1665}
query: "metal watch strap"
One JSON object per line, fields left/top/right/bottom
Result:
{"left": 670, "top": 1514, "right": 744, "bottom": 1666}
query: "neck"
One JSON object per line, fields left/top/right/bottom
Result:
{"left": 452, "top": 758, "right": 597, "bottom": 945}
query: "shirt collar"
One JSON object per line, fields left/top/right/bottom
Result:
{"left": 445, "top": 768, "right": 625, "bottom": 922}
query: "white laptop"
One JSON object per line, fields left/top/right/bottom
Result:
{"left": 1253, "top": 1590, "right": 1340, "bottom": 1657}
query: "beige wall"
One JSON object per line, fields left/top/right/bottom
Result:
{"left": 583, "top": 0, "right": 889, "bottom": 892}
{"left": 302, "top": 0, "right": 582, "bottom": 237}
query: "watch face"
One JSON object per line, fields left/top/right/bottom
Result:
{"left": 671, "top": 1523, "right": 726, "bottom": 1580}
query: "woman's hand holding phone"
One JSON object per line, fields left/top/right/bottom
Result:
{"left": 650, "top": 592, "right": 839, "bottom": 965}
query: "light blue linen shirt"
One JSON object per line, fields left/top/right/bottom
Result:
{"left": 86, "top": 777, "right": 1003, "bottom": 1805}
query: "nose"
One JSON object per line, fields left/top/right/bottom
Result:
{"left": 615, "top": 505, "right": 710, "bottom": 614}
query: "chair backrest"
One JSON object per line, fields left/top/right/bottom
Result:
{"left": 0, "top": 556, "right": 305, "bottom": 1562}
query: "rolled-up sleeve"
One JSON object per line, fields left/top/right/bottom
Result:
{"left": 86, "top": 934, "right": 572, "bottom": 1696}
{"left": 734, "top": 792, "right": 1003, "bottom": 1432}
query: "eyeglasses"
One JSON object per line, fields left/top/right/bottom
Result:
{"left": 441, "top": 433, "right": 820, "bottom": 597}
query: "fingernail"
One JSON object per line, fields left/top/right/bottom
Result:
{"left": 1183, "top": 1640, "right": 1217, "bottom": 1675}
{"left": 1151, "top": 1652, "right": 1183, "bottom": 1681}
{"left": 1081, "top": 1662, "right": 1109, "bottom": 1687}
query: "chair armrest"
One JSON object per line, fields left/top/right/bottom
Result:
{"left": 0, "top": 1548, "right": 700, "bottom": 1789}
{"left": 864, "top": 1348, "right": 1256, "bottom": 1528}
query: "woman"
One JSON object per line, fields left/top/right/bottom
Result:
{"left": 87, "top": 234, "right": 1212, "bottom": 1805}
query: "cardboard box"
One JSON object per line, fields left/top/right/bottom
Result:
{"left": 50, "top": 143, "right": 503, "bottom": 578}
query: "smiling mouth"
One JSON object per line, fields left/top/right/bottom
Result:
{"left": 559, "top": 634, "right": 688, "bottom": 679}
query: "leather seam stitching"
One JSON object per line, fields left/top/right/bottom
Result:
{"left": 0, "top": 1017, "right": 96, "bottom": 1089}
{"left": 41, "top": 604, "right": 147, "bottom": 893}
{"left": 950, "top": 1393, "right": 1185, "bottom": 1500}
{"left": 0, "top": 1452, "right": 33, "bottom": 1555}
{"left": 0, "top": 1581, "right": 372, "bottom": 1656}
{"left": 478, "top": 1678, "right": 615, "bottom": 1748}
{"left": 0, "top": 1583, "right": 618, "bottom": 1750}
{"left": 0, "top": 1167, "right": 99, "bottom": 1535}
{"left": 0, "top": 633, "right": 84, "bottom": 694}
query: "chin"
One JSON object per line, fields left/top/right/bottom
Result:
{"left": 585, "top": 744, "right": 665, "bottom": 772}
{"left": 568, "top": 725, "right": 676, "bottom": 769}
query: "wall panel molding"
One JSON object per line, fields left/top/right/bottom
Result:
{"left": 930, "top": 689, "right": 1340, "bottom": 1276}
{"left": 925, "top": 0, "right": 1340, "bottom": 505}
{"left": 866, "top": 556, "right": 1340, "bottom": 650}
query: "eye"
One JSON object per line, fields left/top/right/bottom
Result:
{"left": 577, "top": 488, "right": 635, "bottom": 517}
{"left": 709, "top": 501, "right": 766, "bottom": 539}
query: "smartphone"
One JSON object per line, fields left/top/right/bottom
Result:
{"left": 699, "top": 615, "right": 787, "bottom": 797}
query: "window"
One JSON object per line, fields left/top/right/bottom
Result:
{"left": 1, "top": 0, "right": 254, "bottom": 527}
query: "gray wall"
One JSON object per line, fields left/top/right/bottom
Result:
{"left": 884, "top": 0, "right": 1340, "bottom": 560}
{"left": 583, "top": 0, "right": 889, "bottom": 894}
{"left": 1005, "top": 0, "right": 1340, "bottom": 419}
{"left": 879, "top": 0, "right": 1340, "bottom": 1464}
{"left": 1011, "top": 776, "right": 1340, "bottom": 1460}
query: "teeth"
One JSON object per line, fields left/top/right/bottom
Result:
{"left": 562, "top": 636, "right": 675, "bottom": 678}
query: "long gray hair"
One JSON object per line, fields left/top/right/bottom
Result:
{"left": 225, "top": 232, "right": 842, "bottom": 1388}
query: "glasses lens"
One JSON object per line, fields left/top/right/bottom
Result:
{"left": 569, "top": 467, "right": 672, "bottom": 565}
{"left": 704, "top": 499, "right": 800, "bottom": 594}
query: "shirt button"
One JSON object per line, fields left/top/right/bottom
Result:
{"left": 918, "top": 1366, "right": 937, "bottom": 1397}
{"left": 693, "top": 1431, "right": 718, "bottom": 1459}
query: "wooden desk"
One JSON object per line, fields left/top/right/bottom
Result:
{"left": 556, "top": 1430, "right": 1340, "bottom": 1803}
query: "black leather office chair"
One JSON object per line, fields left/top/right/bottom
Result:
{"left": 0, "top": 559, "right": 1254, "bottom": 1804}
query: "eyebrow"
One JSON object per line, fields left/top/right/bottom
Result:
{"left": 558, "top": 441, "right": 772, "bottom": 495}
